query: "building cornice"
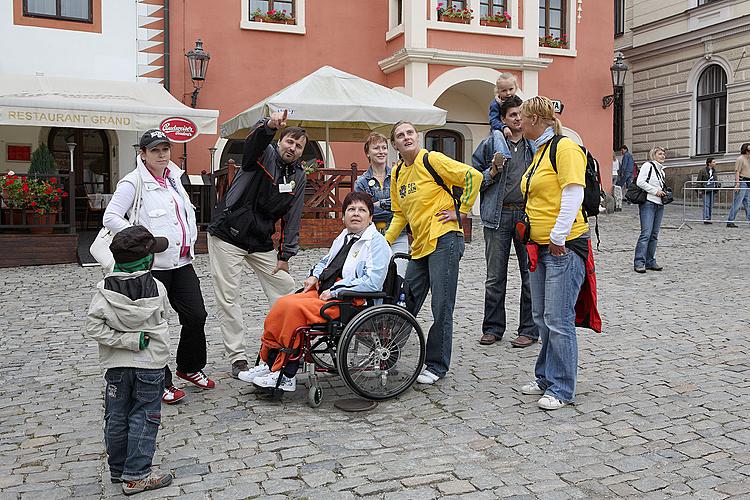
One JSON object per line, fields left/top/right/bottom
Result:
{"left": 378, "top": 48, "right": 553, "bottom": 75}
{"left": 624, "top": 16, "right": 750, "bottom": 64}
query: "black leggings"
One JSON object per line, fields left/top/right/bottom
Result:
{"left": 152, "top": 264, "right": 208, "bottom": 388}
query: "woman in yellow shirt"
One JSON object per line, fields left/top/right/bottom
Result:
{"left": 517, "top": 97, "right": 588, "bottom": 411}
{"left": 385, "top": 121, "right": 483, "bottom": 385}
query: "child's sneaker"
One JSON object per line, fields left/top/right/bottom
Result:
{"left": 253, "top": 371, "right": 296, "bottom": 392}
{"left": 176, "top": 370, "right": 215, "bottom": 389}
{"left": 237, "top": 362, "right": 271, "bottom": 383}
{"left": 162, "top": 386, "right": 186, "bottom": 404}
{"left": 122, "top": 472, "right": 173, "bottom": 495}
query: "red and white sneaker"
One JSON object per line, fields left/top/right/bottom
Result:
{"left": 162, "top": 386, "right": 186, "bottom": 404}
{"left": 176, "top": 370, "right": 215, "bottom": 389}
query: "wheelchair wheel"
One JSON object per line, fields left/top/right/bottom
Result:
{"left": 308, "top": 385, "right": 323, "bottom": 408}
{"left": 336, "top": 305, "right": 425, "bottom": 401}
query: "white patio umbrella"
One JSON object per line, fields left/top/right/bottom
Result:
{"left": 220, "top": 66, "right": 447, "bottom": 163}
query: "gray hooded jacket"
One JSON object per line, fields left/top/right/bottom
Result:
{"left": 86, "top": 270, "right": 170, "bottom": 370}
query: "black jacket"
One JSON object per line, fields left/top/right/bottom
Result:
{"left": 697, "top": 166, "right": 720, "bottom": 193}
{"left": 208, "top": 120, "right": 306, "bottom": 261}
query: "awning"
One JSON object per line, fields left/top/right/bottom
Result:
{"left": 0, "top": 74, "right": 218, "bottom": 135}
{"left": 221, "top": 66, "right": 446, "bottom": 142}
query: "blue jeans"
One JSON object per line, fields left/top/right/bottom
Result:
{"left": 634, "top": 201, "right": 664, "bottom": 268}
{"left": 482, "top": 210, "right": 537, "bottom": 340}
{"left": 529, "top": 247, "right": 585, "bottom": 403}
{"left": 727, "top": 181, "right": 750, "bottom": 222}
{"left": 406, "top": 231, "right": 465, "bottom": 378}
{"left": 104, "top": 367, "right": 164, "bottom": 481}
{"left": 703, "top": 191, "right": 714, "bottom": 220}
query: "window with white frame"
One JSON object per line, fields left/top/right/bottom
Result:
{"left": 539, "top": 0, "right": 568, "bottom": 48}
{"left": 480, "top": 0, "right": 508, "bottom": 18}
{"left": 696, "top": 65, "right": 727, "bottom": 155}
{"left": 249, "top": 0, "right": 295, "bottom": 22}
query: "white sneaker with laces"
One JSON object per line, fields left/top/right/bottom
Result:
{"left": 253, "top": 371, "right": 297, "bottom": 392}
{"left": 538, "top": 394, "right": 570, "bottom": 410}
{"left": 416, "top": 369, "right": 440, "bottom": 384}
{"left": 520, "top": 381, "right": 544, "bottom": 395}
{"left": 238, "top": 362, "right": 271, "bottom": 383}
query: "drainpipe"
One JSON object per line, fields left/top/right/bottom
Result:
{"left": 163, "top": 0, "right": 170, "bottom": 90}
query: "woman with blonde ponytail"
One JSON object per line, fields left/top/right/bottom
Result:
{"left": 516, "top": 96, "right": 589, "bottom": 411}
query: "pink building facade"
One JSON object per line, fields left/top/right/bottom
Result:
{"left": 169, "top": 0, "right": 615, "bottom": 187}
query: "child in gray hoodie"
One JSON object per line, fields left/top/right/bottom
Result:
{"left": 86, "top": 225, "right": 173, "bottom": 495}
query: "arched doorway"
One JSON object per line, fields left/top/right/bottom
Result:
{"left": 425, "top": 129, "right": 464, "bottom": 161}
{"left": 48, "top": 128, "right": 111, "bottom": 193}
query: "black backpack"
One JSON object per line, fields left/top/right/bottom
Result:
{"left": 548, "top": 135, "right": 603, "bottom": 247}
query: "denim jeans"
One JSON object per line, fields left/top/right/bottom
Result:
{"left": 634, "top": 201, "right": 664, "bottom": 269}
{"left": 529, "top": 247, "right": 585, "bottom": 403}
{"left": 406, "top": 231, "right": 465, "bottom": 378}
{"left": 104, "top": 367, "right": 164, "bottom": 481}
{"left": 727, "top": 181, "right": 750, "bottom": 222}
{"left": 482, "top": 210, "right": 537, "bottom": 340}
{"left": 703, "top": 191, "right": 714, "bottom": 221}
{"left": 152, "top": 264, "right": 208, "bottom": 387}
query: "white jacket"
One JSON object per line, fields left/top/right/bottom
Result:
{"left": 103, "top": 158, "right": 198, "bottom": 270}
{"left": 636, "top": 161, "right": 666, "bottom": 205}
{"left": 311, "top": 223, "right": 392, "bottom": 297}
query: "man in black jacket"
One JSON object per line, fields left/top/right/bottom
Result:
{"left": 207, "top": 110, "right": 308, "bottom": 377}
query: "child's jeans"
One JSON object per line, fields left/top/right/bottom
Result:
{"left": 104, "top": 367, "right": 164, "bottom": 481}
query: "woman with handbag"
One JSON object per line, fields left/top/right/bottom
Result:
{"left": 103, "top": 129, "right": 214, "bottom": 404}
{"left": 516, "top": 96, "right": 589, "bottom": 411}
{"left": 633, "top": 146, "right": 668, "bottom": 273}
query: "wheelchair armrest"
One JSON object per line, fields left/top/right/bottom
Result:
{"left": 336, "top": 290, "right": 387, "bottom": 300}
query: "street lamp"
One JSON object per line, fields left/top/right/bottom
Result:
{"left": 186, "top": 39, "right": 211, "bottom": 108}
{"left": 602, "top": 52, "right": 628, "bottom": 109}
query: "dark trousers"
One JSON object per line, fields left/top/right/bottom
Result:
{"left": 104, "top": 367, "right": 163, "bottom": 481}
{"left": 406, "top": 231, "right": 464, "bottom": 378}
{"left": 152, "top": 264, "right": 208, "bottom": 387}
{"left": 482, "top": 210, "right": 537, "bottom": 340}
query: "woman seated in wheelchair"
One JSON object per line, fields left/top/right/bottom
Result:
{"left": 238, "top": 191, "right": 392, "bottom": 392}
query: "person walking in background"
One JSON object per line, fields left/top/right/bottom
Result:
{"left": 354, "top": 132, "right": 409, "bottom": 277}
{"left": 634, "top": 147, "right": 668, "bottom": 273}
{"left": 206, "top": 111, "right": 307, "bottom": 378}
{"left": 726, "top": 143, "right": 750, "bottom": 228}
{"left": 471, "top": 95, "right": 538, "bottom": 348}
{"left": 698, "top": 157, "right": 719, "bottom": 224}
{"left": 516, "top": 96, "right": 589, "bottom": 411}
{"left": 386, "top": 121, "right": 483, "bottom": 385}
{"left": 104, "top": 130, "right": 213, "bottom": 405}
{"left": 618, "top": 145, "right": 634, "bottom": 193}
{"left": 612, "top": 151, "right": 620, "bottom": 187}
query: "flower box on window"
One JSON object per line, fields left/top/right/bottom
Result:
{"left": 480, "top": 12, "right": 511, "bottom": 28}
{"left": 252, "top": 8, "right": 296, "bottom": 25}
{"left": 539, "top": 34, "right": 568, "bottom": 49}
{"left": 437, "top": 3, "right": 473, "bottom": 24}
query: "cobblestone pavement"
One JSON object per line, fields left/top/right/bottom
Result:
{"left": 1, "top": 204, "right": 749, "bottom": 499}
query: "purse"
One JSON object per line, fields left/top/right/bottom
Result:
{"left": 89, "top": 173, "right": 143, "bottom": 272}
{"left": 624, "top": 162, "right": 654, "bottom": 205}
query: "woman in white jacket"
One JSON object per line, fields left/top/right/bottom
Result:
{"left": 103, "top": 129, "right": 214, "bottom": 404}
{"left": 634, "top": 146, "right": 668, "bottom": 273}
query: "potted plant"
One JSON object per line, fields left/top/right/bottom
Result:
{"left": 252, "top": 7, "right": 295, "bottom": 24}
{"left": 437, "top": 3, "right": 473, "bottom": 24}
{"left": 480, "top": 11, "right": 511, "bottom": 27}
{"left": 1, "top": 171, "right": 68, "bottom": 232}
{"left": 539, "top": 34, "right": 569, "bottom": 49}
{"left": 28, "top": 144, "right": 56, "bottom": 176}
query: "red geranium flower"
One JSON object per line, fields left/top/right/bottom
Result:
{"left": 30, "top": 201, "right": 37, "bottom": 207}
{"left": 22, "top": 183, "right": 29, "bottom": 192}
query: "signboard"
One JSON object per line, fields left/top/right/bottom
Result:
{"left": 7, "top": 144, "right": 32, "bottom": 162}
{"left": 160, "top": 117, "right": 198, "bottom": 143}
{"left": 552, "top": 100, "right": 564, "bottom": 114}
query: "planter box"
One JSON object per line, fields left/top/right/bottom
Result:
{"left": 0, "top": 233, "right": 78, "bottom": 267}
{"left": 480, "top": 19, "right": 509, "bottom": 28}
{"left": 24, "top": 212, "right": 58, "bottom": 234}
{"left": 438, "top": 14, "right": 471, "bottom": 24}
{"left": 253, "top": 15, "right": 295, "bottom": 24}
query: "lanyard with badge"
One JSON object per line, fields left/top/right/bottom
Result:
{"left": 278, "top": 164, "right": 296, "bottom": 193}
{"left": 515, "top": 140, "right": 551, "bottom": 244}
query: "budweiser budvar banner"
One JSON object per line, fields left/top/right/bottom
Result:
{"left": 160, "top": 117, "right": 198, "bottom": 143}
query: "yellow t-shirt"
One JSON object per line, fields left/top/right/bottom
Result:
{"left": 385, "top": 149, "right": 483, "bottom": 259}
{"left": 520, "top": 138, "right": 589, "bottom": 245}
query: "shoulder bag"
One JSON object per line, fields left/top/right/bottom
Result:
{"left": 624, "top": 162, "right": 653, "bottom": 205}
{"left": 89, "top": 173, "right": 143, "bottom": 272}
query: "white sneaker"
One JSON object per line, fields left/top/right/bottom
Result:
{"left": 416, "top": 369, "right": 440, "bottom": 384}
{"left": 520, "top": 381, "right": 544, "bottom": 395}
{"left": 237, "top": 362, "right": 270, "bottom": 383}
{"left": 538, "top": 394, "right": 570, "bottom": 410}
{"left": 253, "top": 371, "right": 297, "bottom": 392}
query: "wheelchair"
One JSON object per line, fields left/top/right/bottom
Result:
{"left": 256, "top": 253, "right": 426, "bottom": 407}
